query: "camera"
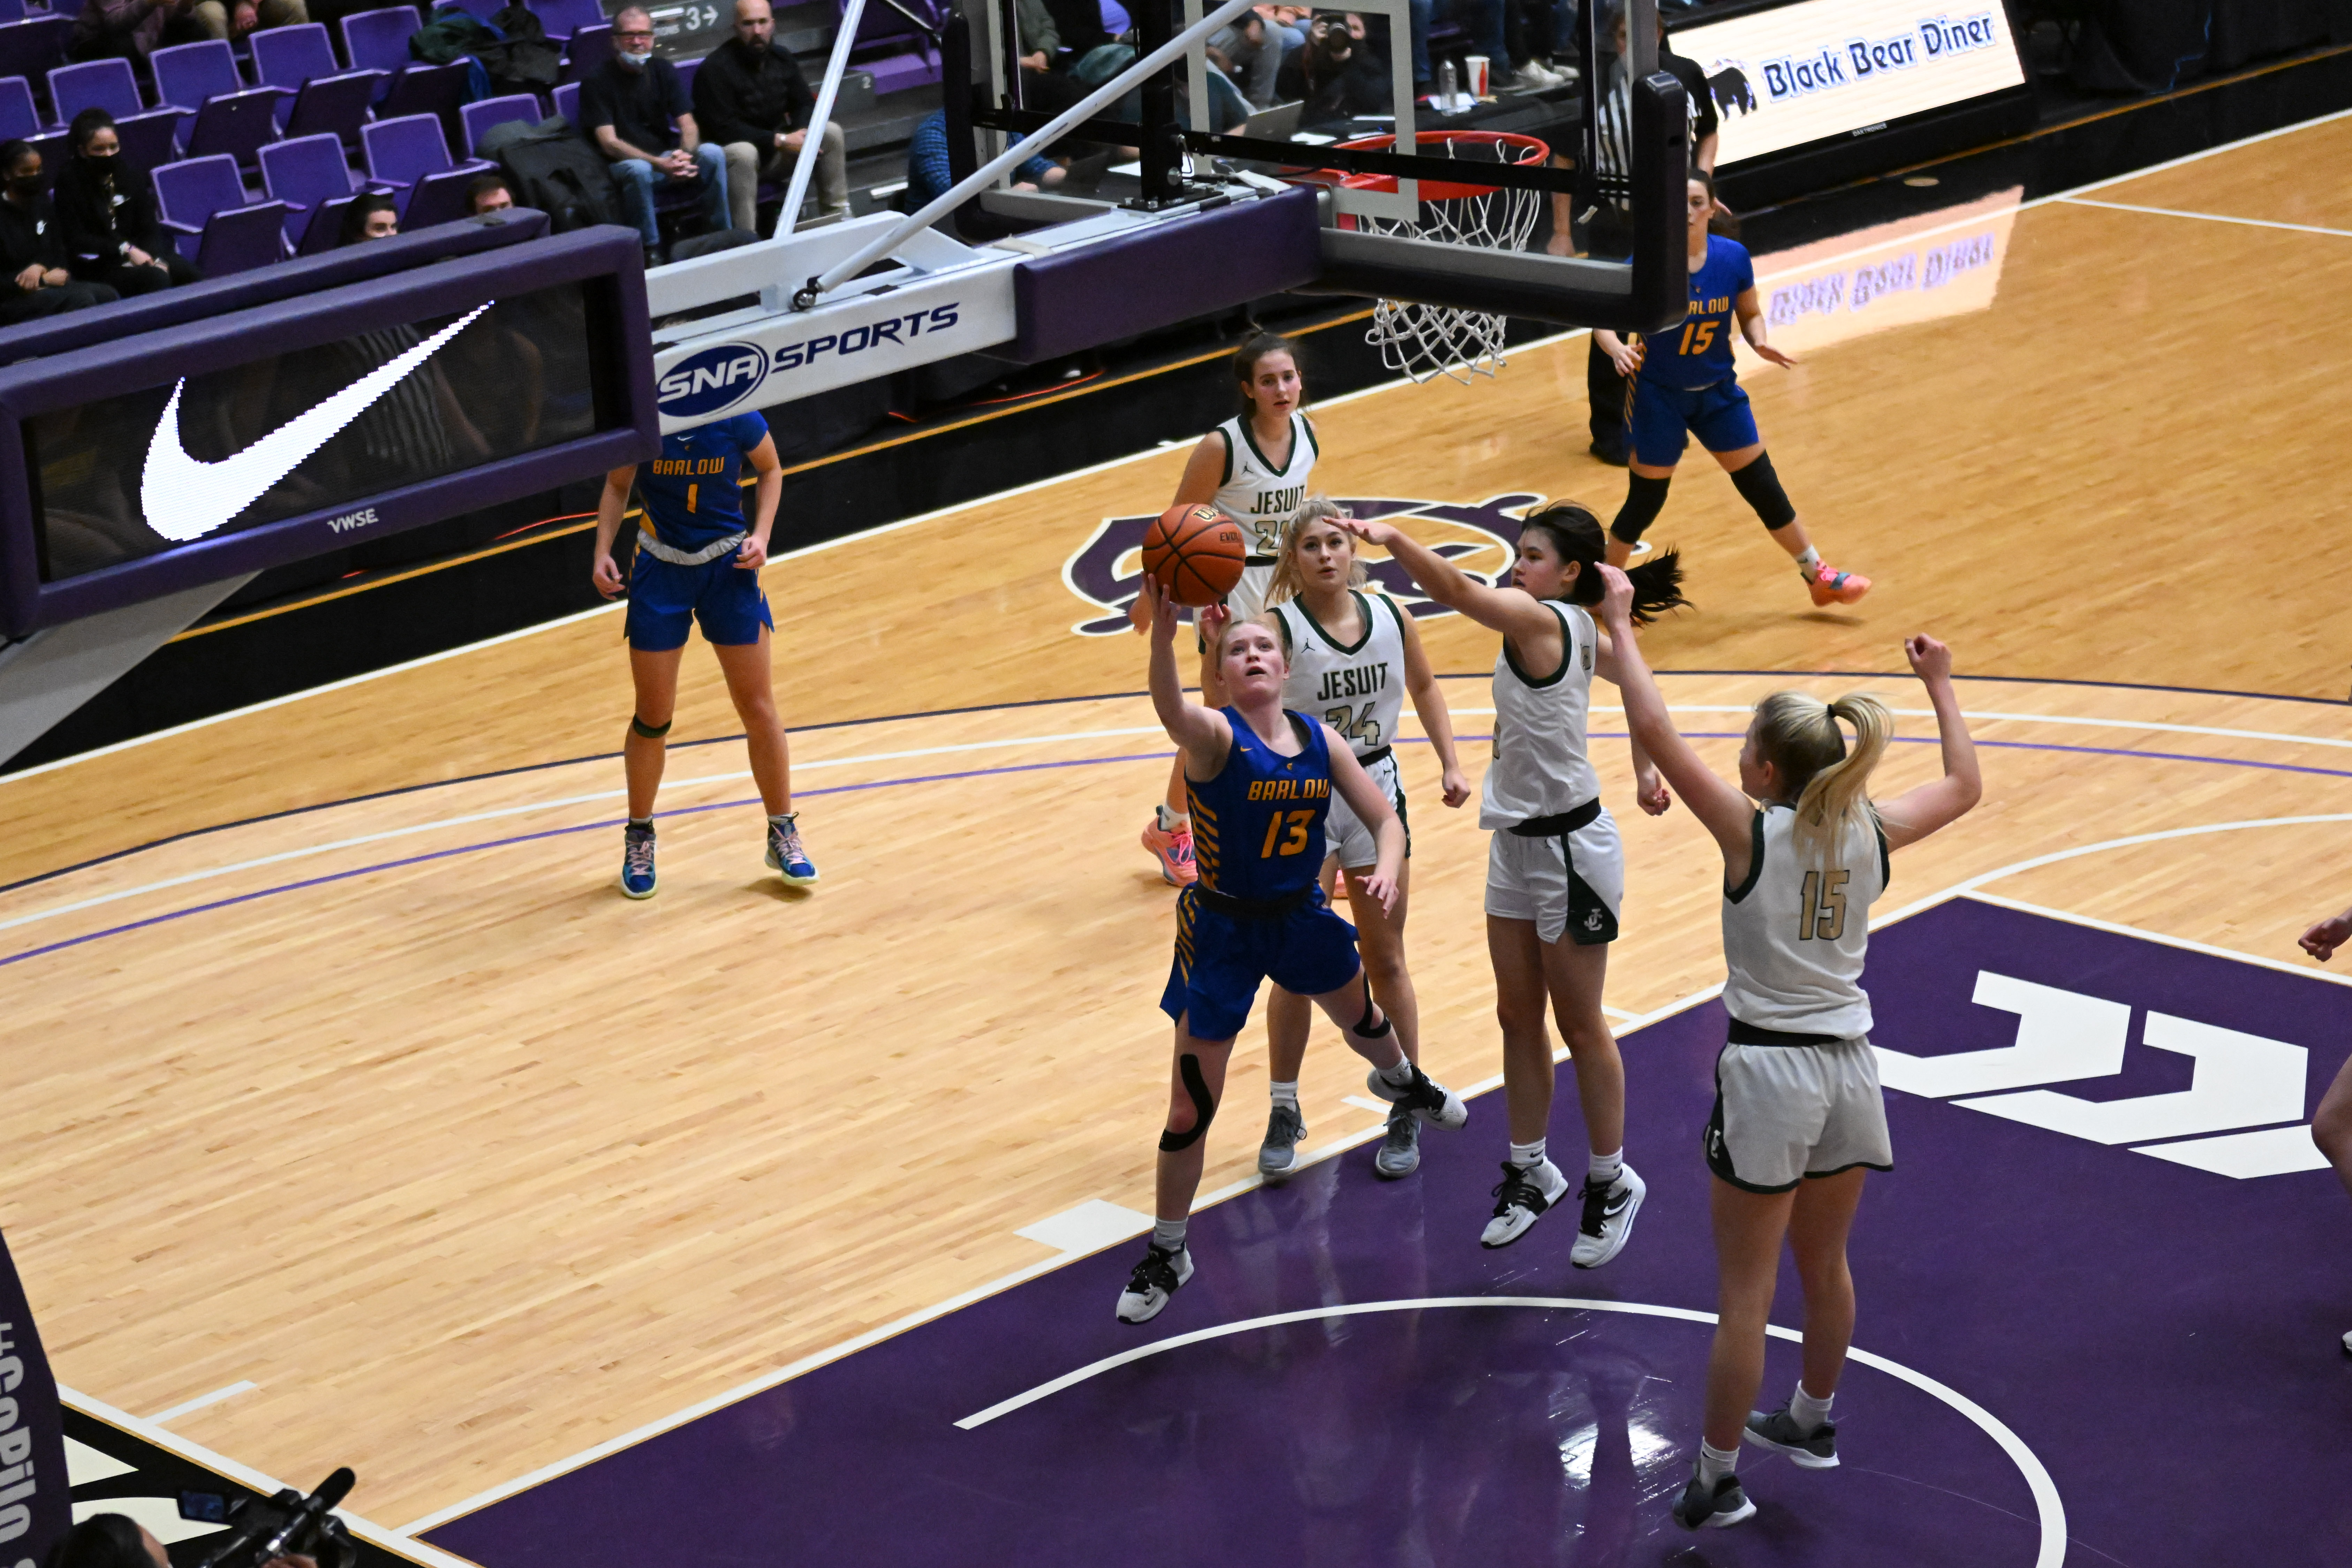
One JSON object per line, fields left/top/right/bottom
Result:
{"left": 177, "top": 1469, "right": 358, "bottom": 1568}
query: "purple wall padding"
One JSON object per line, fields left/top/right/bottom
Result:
{"left": 0, "top": 224, "right": 655, "bottom": 637}
{"left": 1004, "top": 185, "right": 1321, "bottom": 365}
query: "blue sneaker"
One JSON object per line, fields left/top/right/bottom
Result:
{"left": 765, "top": 814, "right": 818, "bottom": 885}
{"left": 619, "top": 821, "right": 657, "bottom": 899}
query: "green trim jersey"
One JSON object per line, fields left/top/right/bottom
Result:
{"left": 1271, "top": 590, "right": 1407, "bottom": 761}
{"left": 1720, "top": 804, "right": 1891, "bottom": 1038}
{"left": 1213, "top": 411, "right": 1318, "bottom": 558}
{"left": 1479, "top": 600, "right": 1601, "bottom": 829}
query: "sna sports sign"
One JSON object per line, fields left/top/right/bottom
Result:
{"left": 656, "top": 305, "right": 970, "bottom": 421}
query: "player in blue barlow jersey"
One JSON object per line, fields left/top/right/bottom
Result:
{"left": 1595, "top": 170, "right": 1874, "bottom": 610}
{"left": 1115, "top": 574, "right": 1470, "bottom": 1325}
{"left": 591, "top": 412, "right": 816, "bottom": 898}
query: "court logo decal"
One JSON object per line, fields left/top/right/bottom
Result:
{"left": 1061, "top": 494, "right": 1533, "bottom": 637}
{"left": 141, "top": 304, "right": 492, "bottom": 544}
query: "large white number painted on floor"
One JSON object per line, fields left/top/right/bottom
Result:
{"left": 1875, "top": 971, "right": 2328, "bottom": 1179}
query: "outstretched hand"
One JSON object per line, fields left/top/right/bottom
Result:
{"left": 1137, "top": 572, "right": 1182, "bottom": 642}
{"left": 2302, "top": 910, "right": 2352, "bottom": 963}
{"left": 1904, "top": 634, "right": 1953, "bottom": 683}
{"left": 1336, "top": 516, "right": 1402, "bottom": 550}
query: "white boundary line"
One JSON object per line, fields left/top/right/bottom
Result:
{"left": 942, "top": 1296, "right": 2067, "bottom": 1568}
{"left": 13, "top": 701, "right": 2349, "bottom": 942}
{"left": 11, "top": 103, "right": 2346, "bottom": 794}
{"left": 60, "top": 1385, "right": 484, "bottom": 1568}
{"left": 2057, "top": 196, "right": 2352, "bottom": 239}
{"left": 1958, "top": 889, "right": 2352, "bottom": 990}
{"left": 395, "top": 806, "right": 2352, "bottom": 1532}
{"left": 147, "top": 1379, "right": 258, "bottom": 1424}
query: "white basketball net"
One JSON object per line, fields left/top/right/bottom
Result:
{"left": 1358, "top": 146, "right": 1544, "bottom": 386}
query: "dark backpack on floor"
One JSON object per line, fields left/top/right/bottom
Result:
{"left": 481, "top": 116, "right": 621, "bottom": 233}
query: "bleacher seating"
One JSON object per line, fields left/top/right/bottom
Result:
{"left": 460, "top": 92, "right": 542, "bottom": 156}
{"left": 251, "top": 24, "right": 384, "bottom": 141}
{"left": 152, "top": 40, "right": 287, "bottom": 163}
{"left": 47, "top": 59, "right": 182, "bottom": 173}
{"left": 845, "top": 0, "right": 943, "bottom": 95}
{"left": 559, "top": 22, "right": 611, "bottom": 84}
{"left": 341, "top": 6, "right": 424, "bottom": 93}
{"left": 526, "top": 0, "right": 602, "bottom": 44}
{"left": 0, "top": 73, "right": 36, "bottom": 142}
{"left": 0, "top": 17, "right": 71, "bottom": 97}
{"left": 153, "top": 153, "right": 289, "bottom": 274}
{"left": 362, "top": 111, "right": 490, "bottom": 229}
{"left": 259, "top": 130, "right": 380, "bottom": 254}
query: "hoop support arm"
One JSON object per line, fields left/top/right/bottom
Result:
{"left": 775, "top": 0, "right": 869, "bottom": 237}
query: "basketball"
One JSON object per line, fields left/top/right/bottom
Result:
{"left": 1142, "top": 503, "right": 1248, "bottom": 606}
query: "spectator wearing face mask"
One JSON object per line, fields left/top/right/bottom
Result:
{"left": 0, "top": 140, "right": 118, "bottom": 324}
{"left": 581, "top": 5, "right": 728, "bottom": 262}
{"left": 53, "top": 109, "right": 199, "bottom": 296}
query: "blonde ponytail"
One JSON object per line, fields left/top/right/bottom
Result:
{"left": 1752, "top": 690, "right": 1894, "bottom": 875}
{"left": 1263, "top": 495, "right": 1364, "bottom": 607}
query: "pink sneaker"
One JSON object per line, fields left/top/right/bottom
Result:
{"left": 1141, "top": 818, "right": 1197, "bottom": 887}
{"left": 1806, "top": 562, "right": 1872, "bottom": 606}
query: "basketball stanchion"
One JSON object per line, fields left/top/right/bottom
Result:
{"left": 1332, "top": 130, "right": 1553, "bottom": 386}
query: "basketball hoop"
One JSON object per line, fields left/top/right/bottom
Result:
{"left": 1333, "top": 130, "right": 1551, "bottom": 386}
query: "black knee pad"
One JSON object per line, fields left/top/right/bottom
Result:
{"left": 1157, "top": 1053, "right": 1218, "bottom": 1152}
{"left": 1729, "top": 451, "right": 1798, "bottom": 530}
{"left": 1610, "top": 474, "right": 1671, "bottom": 545}
{"left": 630, "top": 714, "right": 673, "bottom": 740}
{"left": 1355, "top": 977, "right": 1391, "bottom": 1040}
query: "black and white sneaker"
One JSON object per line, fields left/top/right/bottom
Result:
{"left": 1569, "top": 1163, "right": 1646, "bottom": 1269}
{"left": 1481, "top": 1158, "right": 1568, "bottom": 1248}
{"left": 1258, "top": 1105, "right": 1307, "bottom": 1179}
{"left": 1114, "top": 1244, "right": 1193, "bottom": 1324}
{"left": 1372, "top": 1107, "right": 1421, "bottom": 1179}
{"left": 1745, "top": 1406, "right": 1839, "bottom": 1468}
{"left": 1366, "top": 1062, "right": 1468, "bottom": 1129}
{"left": 1672, "top": 1471, "right": 1756, "bottom": 1531}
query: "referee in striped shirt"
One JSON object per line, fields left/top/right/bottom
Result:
{"left": 1575, "top": 0, "right": 1717, "bottom": 464}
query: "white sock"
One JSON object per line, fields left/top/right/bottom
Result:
{"left": 1157, "top": 804, "right": 1189, "bottom": 832}
{"left": 1794, "top": 545, "right": 1822, "bottom": 574}
{"left": 1151, "top": 1217, "right": 1188, "bottom": 1253}
{"left": 1376, "top": 1056, "right": 1415, "bottom": 1088}
{"left": 768, "top": 812, "right": 795, "bottom": 828}
{"left": 1790, "top": 1380, "right": 1834, "bottom": 1434}
{"left": 1509, "top": 1138, "right": 1547, "bottom": 1169}
{"left": 1697, "top": 1439, "right": 1739, "bottom": 1487}
{"left": 1588, "top": 1147, "right": 1623, "bottom": 1186}
{"left": 1269, "top": 1080, "right": 1300, "bottom": 1110}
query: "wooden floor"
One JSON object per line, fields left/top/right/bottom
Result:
{"left": 6, "top": 115, "right": 2352, "bottom": 1544}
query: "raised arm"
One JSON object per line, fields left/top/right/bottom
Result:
{"left": 1395, "top": 606, "right": 1469, "bottom": 808}
{"left": 1338, "top": 517, "right": 1563, "bottom": 651}
{"left": 1590, "top": 626, "right": 1672, "bottom": 818}
{"left": 1875, "top": 635, "right": 1980, "bottom": 850}
{"left": 1141, "top": 574, "right": 1233, "bottom": 773}
{"left": 1326, "top": 732, "right": 1406, "bottom": 912}
{"left": 1595, "top": 567, "right": 1754, "bottom": 871}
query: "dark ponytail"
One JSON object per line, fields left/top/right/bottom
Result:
{"left": 1521, "top": 502, "right": 1689, "bottom": 625}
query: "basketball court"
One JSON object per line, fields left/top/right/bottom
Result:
{"left": 7, "top": 96, "right": 2352, "bottom": 1568}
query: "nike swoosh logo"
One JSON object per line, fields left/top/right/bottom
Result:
{"left": 140, "top": 303, "right": 493, "bottom": 544}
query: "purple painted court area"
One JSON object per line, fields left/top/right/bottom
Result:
{"left": 426, "top": 898, "right": 2352, "bottom": 1567}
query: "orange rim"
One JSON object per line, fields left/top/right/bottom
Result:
{"left": 1330, "top": 129, "right": 1551, "bottom": 202}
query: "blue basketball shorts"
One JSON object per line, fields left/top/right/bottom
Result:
{"left": 626, "top": 549, "right": 773, "bottom": 652}
{"left": 1160, "top": 889, "right": 1363, "bottom": 1041}
{"left": 1626, "top": 377, "right": 1761, "bottom": 468}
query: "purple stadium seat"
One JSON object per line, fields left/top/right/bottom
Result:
{"left": 0, "top": 17, "right": 71, "bottom": 99}
{"left": 558, "top": 22, "right": 609, "bottom": 84}
{"left": 47, "top": 59, "right": 183, "bottom": 173}
{"left": 339, "top": 5, "right": 421, "bottom": 91}
{"left": 153, "top": 152, "right": 289, "bottom": 273}
{"left": 361, "top": 110, "right": 487, "bottom": 227}
{"left": 0, "top": 0, "right": 26, "bottom": 26}
{"left": 674, "top": 56, "right": 696, "bottom": 99}
{"left": 251, "top": 24, "right": 383, "bottom": 139}
{"left": 0, "top": 75, "right": 37, "bottom": 142}
{"left": 844, "top": 0, "right": 941, "bottom": 95}
{"left": 459, "top": 91, "right": 539, "bottom": 155}
{"left": 444, "top": 0, "right": 504, "bottom": 20}
{"left": 552, "top": 77, "right": 577, "bottom": 127}
{"left": 258, "top": 129, "right": 385, "bottom": 251}
{"left": 525, "top": 0, "right": 601, "bottom": 43}
{"left": 151, "top": 40, "right": 287, "bottom": 162}
{"left": 1099, "top": 0, "right": 1128, "bottom": 32}
{"left": 378, "top": 56, "right": 470, "bottom": 151}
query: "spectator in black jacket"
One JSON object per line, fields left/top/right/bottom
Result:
{"left": 0, "top": 141, "right": 117, "bottom": 325}
{"left": 53, "top": 110, "right": 199, "bottom": 297}
{"left": 1276, "top": 11, "right": 1391, "bottom": 122}
{"left": 692, "top": 0, "right": 846, "bottom": 235}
